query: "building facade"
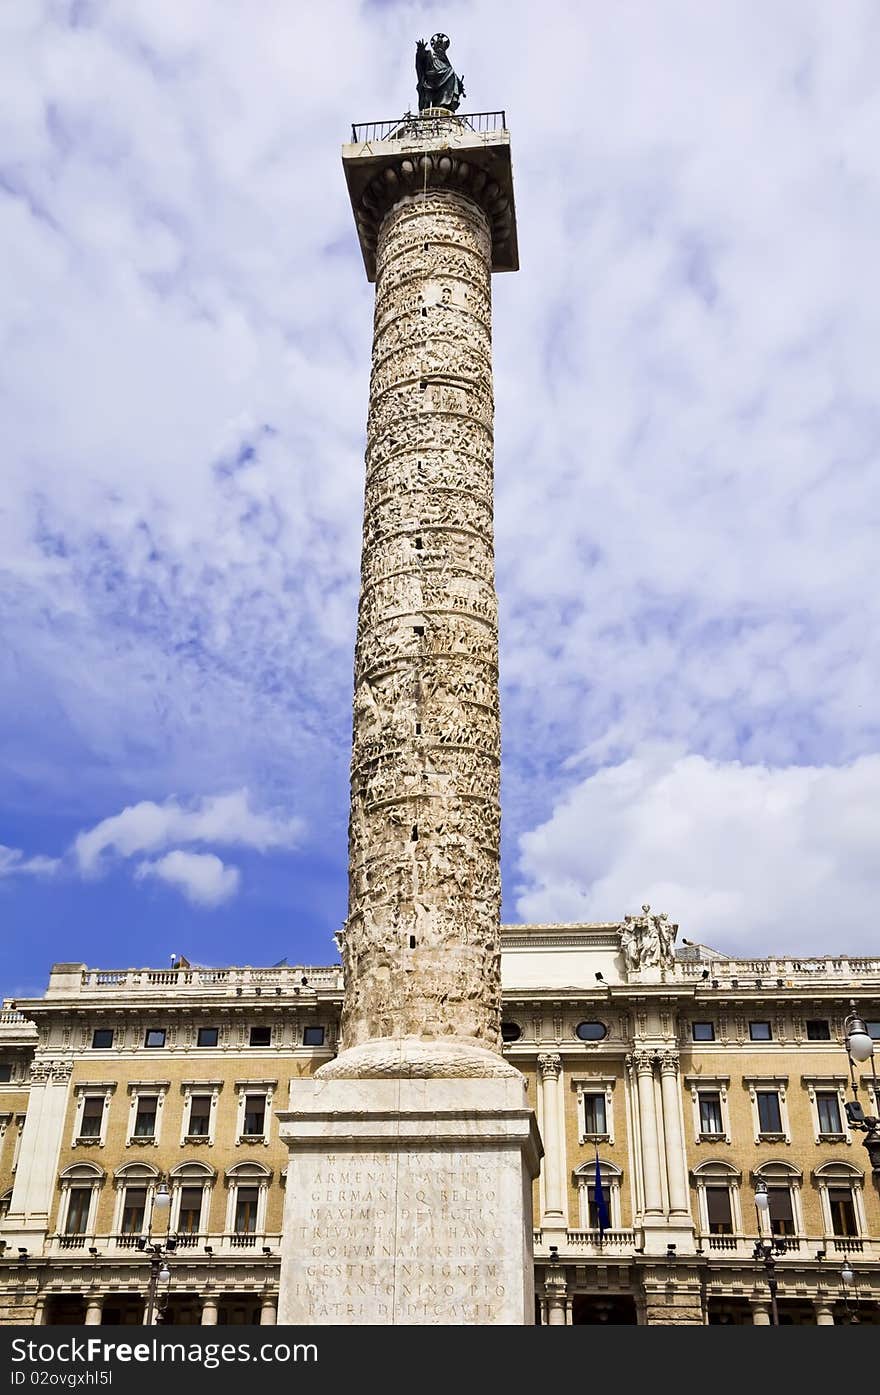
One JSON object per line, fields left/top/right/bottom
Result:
{"left": 0, "top": 924, "right": 878, "bottom": 1325}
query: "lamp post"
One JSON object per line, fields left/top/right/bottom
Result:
{"left": 753, "top": 1181, "right": 783, "bottom": 1326}
{"left": 140, "top": 1178, "right": 174, "bottom": 1326}
{"left": 839, "top": 1260, "right": 859, "bottom": 1324}
{"left": 843, "top": 1004, "right": 880, "bottom": 1171}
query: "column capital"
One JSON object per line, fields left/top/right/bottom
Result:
{"left": 658, "top": 1049, "right": 680, "bottom": 1074}
{"left": 538, "top": 1053, "right": 562, "bottom": 1080}
{"left": 630, "top": 1049, "right": 657, "bottom": 1075}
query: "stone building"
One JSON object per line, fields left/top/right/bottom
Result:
{"left": 1, "top": 920, "right": 878, "bottom": 1325}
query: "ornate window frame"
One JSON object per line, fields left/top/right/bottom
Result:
{"left": 234, "top": 1080, "right": 276, "bottom": 1146}
{"left": 224, "top": 1161, "right": 272, "bottom": 1236}
{"left": 572, "top": 1159, "right": 622, "bottom": 1230}
{"left": 690, "top": 1158, "right": 743, "bottom": 1233}
{"left": 743, "top": 1075, "right": 790, "bottom": 1145}
{"left": 812, "top": 1160, "right": 866, "bottom": 1239}
{"left": 801, "top": 1075, "right": 850, "bottom": 1145}
{"left": 111, "top": 1161, "right": 160, "bottom": 1239}
{"left": 751, "top": 1160, "right": 804, "bottom": 1236}
{"left": 71, "top": 1082, "right": 116, "bottom": 1149}
{"left": 58, "top": 1162, "right": 104, "bottom": 1236}
{"left": 124, "top": 1081, "right": 169, "bottom": 1148}
{"left": 180, "top": 1081, "right": 223, "bottom": 1146}
{"left": 685, "top": 1074, "right": 731, "bottom": 1145}
{"left": 169, "top": 1161, "right": 216, "bottom": 1240}
{"left": 571, "top": 1076, "right": 615, "bottom": 1144}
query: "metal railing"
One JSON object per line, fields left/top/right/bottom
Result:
{"left": 351, "top": 110, "right": 506, "bottom": 144}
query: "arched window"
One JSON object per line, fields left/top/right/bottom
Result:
{"left": 57, "top": 1163, "right": 104, "bottom": 1245}
{"left": 812, "top": 1161, "right": 866, "bottom": 1241}
{"left": 752, "top": 1161, "right": 803, "bottom": 1238}
{"left": 224, "top": 1162, "right": 272, "bottom": 1244}
{"left": 169, "top": 1161, "right": 216, "bottom": 1244}
{"left": 111, "top": 1162, "right": 161, "bottom": 1244}
{"left": 572, "top": 1160, "right": 623, "bottom": 1231}
{"left": 690, "top": 1160, "right": 742, "bottom": 1238}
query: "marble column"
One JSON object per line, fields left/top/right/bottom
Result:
{"left": 751, "top": 1299, "right": 771, "bottom": 1325}
{"left": 544, "top": 1264, "right": 568, "bottom": 1326}
{"left": 260, "top": 1294, "right": 277, "bottom": 1325}
{"left": 814, "top": 1302, "right": 835, "bottom": 1326}
{"left": 658, "top": 1050, "right": 690, "bottom": 1216}
{"left": 84, "top": 1295, "right": 103, "bottom": 1325}
{"left": 633, "top": 1051, "right": 663, "bottom": 1216}
{"left": 201, "top": 1296, "right": 218, "bottom": 1325}
{"left": 538, "top": 1054, "right": 565, "bottom": 1225}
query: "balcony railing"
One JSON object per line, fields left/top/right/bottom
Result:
{"left": 678, "top": 956, "right": 880, "bottom": 980}
{"left": 77, "top": 965, "right": 342, "bottom": 993}
{"left": 351, "top": 110, "right": 506, "bottom": 144}
{"left": 565, "top": 1229, "right": 635, "bottom": 1251}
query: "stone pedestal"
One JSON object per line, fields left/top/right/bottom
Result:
{"left": 277, "top": 1074, "right": 541, "bottom": 1325}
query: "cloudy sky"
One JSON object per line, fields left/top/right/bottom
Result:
{"left": 2, "top": 0, "right": 878, "bottom": 994}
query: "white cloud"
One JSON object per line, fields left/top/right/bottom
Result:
{"left": 74, "top": 789, "right": 302, "bottom": 874}
{"left": 135, "top": 850, "right": 240, "bottom": 907}
{"left": 0, "top": 845, "right": 60, "bottom": 879}
{"left": 515, "top": 747, "right": 880, "bottom": 956}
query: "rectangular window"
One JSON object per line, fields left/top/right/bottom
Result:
{"left": 79, "top": 1096, "right": 104, "bottom": 1139}
{"left": 867, "top": 1021, "right": 880, "bottom": 1040}
{"left": 197, "top": 1027, "right": 219, "bottom": 1048}
{"left": 234, "top": 1186, "right": 259, "bottom": 1234}
{"left": 816, "top": 1092, "right": 843, "bottom": 1136}
{"left": 586, "top": 1186, "right": 604, "bottom": 1229}
{"left": 120, "top": 1187, "right": 146, "bottom": 1235}
{"left": 699, "top": 1092, "right": 724, "bottom": 1136}
{"left": 92, "top": 1029, "right": 114, "bottom": 1049}
{"left": 249, "top": 1026, "right": 271, "bottom": 1047}
{"left": 806, "top": 1020, "right": 831, "bottom": 1041}
{"left": 0, "top": 1064, "right": 12, "bottom": 1083}
{"left": 187, "top": 1096, "right": 211, "bottom": 1137}
{"left": 582, "top": 1094, "right": 607, "bottom": 1136}
{"left": 243, "top": 1095, "right": 266, "bottom": 1136}
{"left": 65, "top": 1187, "right": 91, "bottom": 1235}
{"left": 133, "top": 1097, "right": 157, "bottom": 1138}
{"left": 828, "top": 1187, "right": 858, "bottom": 1237}
{"left": 749, "top": 1021, "right": 772, "bottom": 1041}
{"left": 303, "top": 1026, "right": 325, "bottom": 1047}
{"left": 768, "top": 1187, "right": 794, "bottom": 1236}
{"left": 692, "top": 1022, "right": 715, "bottom": 1042}
{"left": 706, "top": 1186, "right": 733, "bottom": 1235}
{"left": 178, "top": 1186, "right": 203, "bottom": 1235}
{"left": 144, "top": 1029, "right": 166, "bottom": 1049}
{"left": 757, "top": 1091, "right": 783, "bottom": 1135}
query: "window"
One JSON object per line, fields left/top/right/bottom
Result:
{"left": 749, "top": 1021, "right": 772, "bottom": 1041}
{"left": 197, "top": 1028, "right": 219, "bottom": 1048}
{"left": 806, "top": 1020, "right": 831, "bottom": 1041}
{"left": 867, "top": 1021, "right": 880, "bottom": 1040}
{"left": 92, "top": 1029, "right": 114, "bottom": 1049}
{"left": 692, "top": 1022, "right": 715, "bottom": 1042}
{"left": 501, "top": 1022, "right": 522, "bottom": 1043}
{"left": 574, "top": 1021, "right": 607, "bottom": 1042}
{"left": 757, "top": 1091, "right": 783, "bottom": 1135}
{"left": 65, "top": 1187, "right": 92, "bottom": 1235}
{"left": 573, "top": 1160, "right": 622, "bottom": 1230}
{"left": 234, "top": 1187, "right": 259, "bottom": 1234}
{"left": 132, "top": 1097, "right": 157, "bottom": 1139}
{"left": 828, "top": 1187, "right": 858, "bottom": 1237}
{"left": 79, "top": 1097, "right": 104, "bottom": 1139}
{"left": 249, "top": 1026, "right": 271, "bottom": 1047}
{"left": 582, "top": 1094, "right": 607, "bottom": 1136}
{"left": 816, "top": 1092, "right": 843, "bottom": 1137}
{"left": 699, "top": 1092, "right": 724, "bottom": 1136}
{"left": 178, "top": 1186, "right": 203, "bottom": 1235}
{"left": 243, "top": 1095, "right": 266, "bottom": 1136}
{"left": 303, "top": 1026, "right": 325, "bottom": 1047}
{"left": 767, "top": 1187, "right": 795, "bottom": 1236}
{"left": 706, "top": 1186, "right": 733, "bottom": 1235}
{"left": 0, "top": 1064, "right": 12, "bottom": 1083}
{"left": 120, "top": 1187, "right": 146, "bottom": 1235}
{"left": 187, "top": 1096, "right": 211, "bottom": 1138}
{"left": 144, "top": 1029, "right": 166, "bottom": 1049}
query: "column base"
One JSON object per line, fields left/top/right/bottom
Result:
{"left": 277, "top": 1072, "right": 542, "bottom": 1325}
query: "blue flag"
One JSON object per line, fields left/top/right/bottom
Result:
{"left": 594, "top": 1150, "right": 610, "bottom": 1237}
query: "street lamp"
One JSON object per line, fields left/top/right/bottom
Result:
{"left": 843, "top": 1003, "right": 880, "bottom": 1171}
{"left": 752, "top": 1181, "right": 784, "bottom": 1326}
{"left": 141, "top": 1176, "right": 175, "bottom": 1326}
{"left": 839, "top": 1260, "right": 859, "bottom": 1324}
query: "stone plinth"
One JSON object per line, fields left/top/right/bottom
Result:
{"left": 276, "top": 1075, "right": 541, "bottom": 1325}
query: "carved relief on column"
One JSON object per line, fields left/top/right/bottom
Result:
{"left": 333, "top": 182, "right": 507, "bottom": 1071}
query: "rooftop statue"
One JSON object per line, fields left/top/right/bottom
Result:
{"left": 416, "top": 33, "right": 465, "bottom": 113}
{"left": 619, "top": 903, "right": 679, "bottom": 973}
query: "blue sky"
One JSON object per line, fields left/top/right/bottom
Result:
{"left": 2, "top": 0, "right": 879, "bottom": 996}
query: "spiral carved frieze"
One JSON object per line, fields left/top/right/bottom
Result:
{"left": 340, "top": 187, "right": 503, "bottom": 1052}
